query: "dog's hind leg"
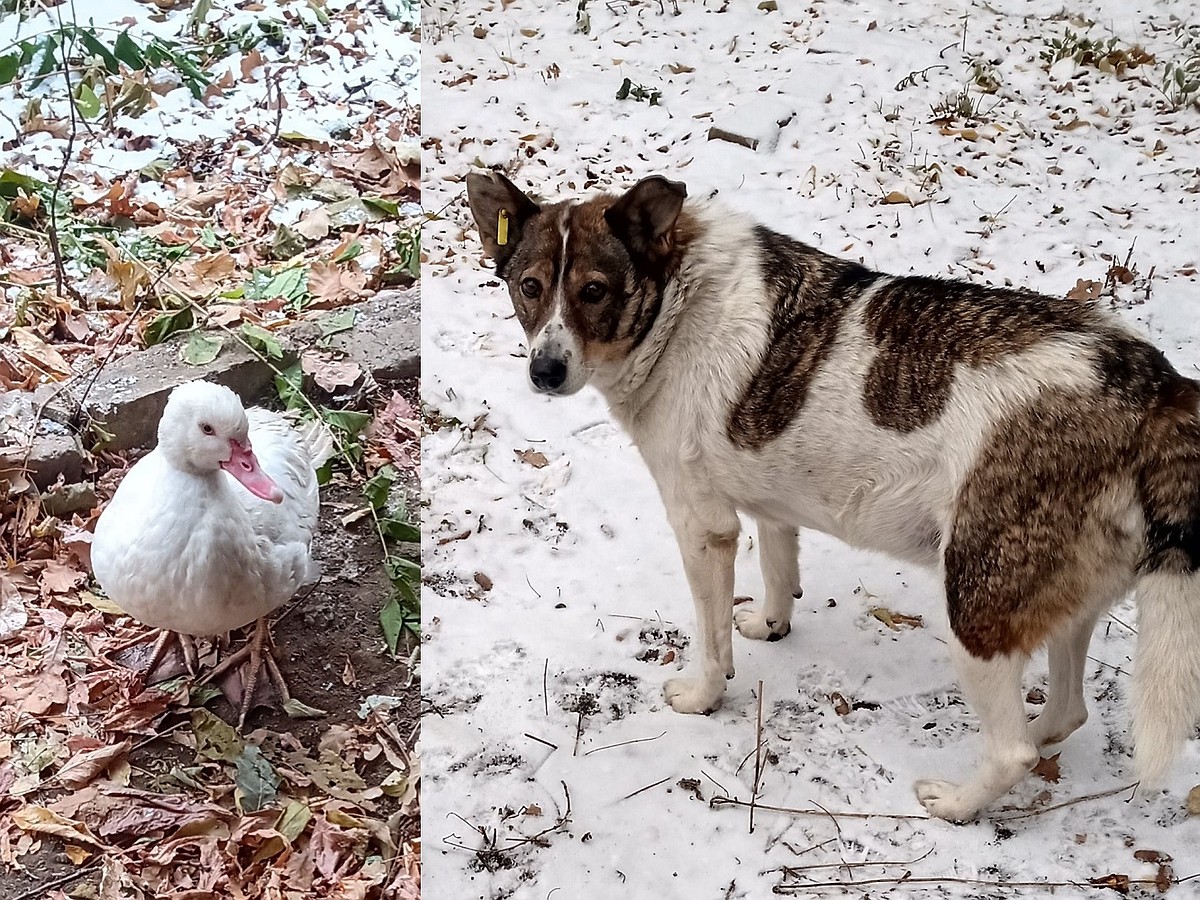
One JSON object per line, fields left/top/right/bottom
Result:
{"left": 915, "top": 635, "right": 1038, "bottom": 821}
{"left": 1028, "top": 608, "right": 1103, "bottom": 748}
{"left": 735, "top": 521, "right": 799, "bottom": 641}
{"left": 664, "top": 509, "right": 740, "bottom": 714}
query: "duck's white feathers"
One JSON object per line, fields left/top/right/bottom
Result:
{"left": 92, "top": 400, "right": 324, "bottom": 636}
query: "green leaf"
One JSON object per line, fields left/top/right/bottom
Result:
{"left": 233, "top": 744, "right": 279, "bottom": 813}
{"left": 0, "top": 169, "right": 50, "bottom": 198}
{"left": 362, "top": 466, "right": 397, "bottom": 510}
{"left": 241, "top": 323, "right": 284, "bottom": 360}
{"left": 191, "top": 709, "right": 244, "bottom": 762}
{"left": 379, "top": 596, "right": 403, "bottom": 656}
{"left": 322, "top": 408, "right": 371, "bottom": 438}
{"left": 274, "top": 360, "right": 305, "bottom": 410}
{"left": 362, "top": 196, "right": 400, "bottom": 217}
{"left": 144, "top": 307, "right": 194, "bottom": 346}
{"left": 0, "top": 52, "right": 20, "bottom": 85}
{"left": 382, "top": 518, "right": 420, "bottom": 543}
{"left": 317, "top": 307, "right": 356, "bottom": 339}
{"left": 180, "top": 331, "right": 224, "bottom": 366}
{"left": 113, "top": 31, "right": 146, "bottom": 69}
{"left": 275, "top": 800, "right": 311, "bottom": 843}
{"left": 76, "top": 30, "right": 120, "bottom": 73}
{"left": 75, "top": 82, "right": 101, "bottom": 119}
{"left": 246, "top": 265, "right": 308, "bottom": 305}
{"left": 333, "top": 240, "right": 363, "bottom": 263}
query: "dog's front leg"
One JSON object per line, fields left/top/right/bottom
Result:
{"left": 735, "top": 521, "right": 799, "bottom": 641}
{"left": 663, "top": 511, "right": 740, "bottom": 715}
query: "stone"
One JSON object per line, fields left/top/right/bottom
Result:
{"left": 288, "top": 287, "right": 420, "bottom": 386}
{"left": 0, "top": 390, "right": 86, "bottom": 490}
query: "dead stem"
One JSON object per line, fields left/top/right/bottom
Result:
{"left": 582, "top": 730, "right": 666, "bottom": 756}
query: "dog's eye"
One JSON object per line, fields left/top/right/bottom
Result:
{"left": 200, "top": 423, "right": 215, "bottom": 436}
{"left": 581, "top": 281, "right": 607, "bottom": 303}
{"left": 520, "top": 278, "right": 541, "bottom": 298}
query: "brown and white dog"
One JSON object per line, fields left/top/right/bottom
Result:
{"left": 465, "top": 170, "right": 1200, "bottom": 821}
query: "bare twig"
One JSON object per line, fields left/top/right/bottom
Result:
{"left": 583, "top": 730, "right": 666, "bottom": 756}
{"left": 523, "top": 732, "right": 559, "bottom": 751}
{"left": 621, "top": 775, "right": 671, "bottom": 801}
{"left": 750, "top": 678, "right": 764, "bottom": 834}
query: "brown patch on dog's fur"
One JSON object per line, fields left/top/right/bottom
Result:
{"left": 861, "top": 279, "right": 1100, "bottom": 433}
{"left": 947, "top": 344, "right": 1200, "bottom": 657}
{"left": 727, "top": 227, "right": 878, "bottom": 449}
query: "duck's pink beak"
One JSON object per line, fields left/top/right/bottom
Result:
{"left": 221, "top": 440, "right": 284, "bottom": 503}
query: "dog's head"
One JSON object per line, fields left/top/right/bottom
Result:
{"left": 466, "top": 172, "right": 687, "bottom": 396}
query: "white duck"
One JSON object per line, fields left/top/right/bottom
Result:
{"left": 92, "top": 379, "right": 329, "bottom": 726}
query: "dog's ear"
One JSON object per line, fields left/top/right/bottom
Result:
{"left": 466, "top": 171, "right": 540, "bottom": 268}
{"left": 604, "top": 176, "right": 687, "bottom": 268}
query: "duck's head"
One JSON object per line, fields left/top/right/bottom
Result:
{"left": 157, "top": 381, "right": 284, "bottom": 503}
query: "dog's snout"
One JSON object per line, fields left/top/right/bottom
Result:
{"left": 529, "top": 353, "right": 568, "bottom": 393}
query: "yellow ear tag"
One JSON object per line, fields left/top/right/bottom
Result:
{"left": 497, "top": 209, "right": 510, "bottom": 246}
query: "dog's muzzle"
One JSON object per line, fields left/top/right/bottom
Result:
{"left": 529, "top": 350, "right": 569, "bottom": 393}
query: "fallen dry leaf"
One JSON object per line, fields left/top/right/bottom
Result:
{"left": 1066, "top": 279, "right": 1103, "bottom": 302}
{"left": 1186, "top": 784, "right": 1200, "bottom": 816}
{"left": 11, "top": 805, "right": 107, "bottom": 848}
{"left": 516, "top": 448, "right": 549, "bottom": 468}
{"left": 868, "top": 606, "right": 923, "bottom": 630}
{"left": 1032, "top": 752, "right": 1061, "bottom": 783}
{"left": 829, "top": 692, "right": 851, "bottom": 716}
{"left": 57, "top": 740, "right": 133, "bottom": 789}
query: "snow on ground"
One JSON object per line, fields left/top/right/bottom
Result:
{"left": 421, "top": 1, "right": 1200, "bottom": 897}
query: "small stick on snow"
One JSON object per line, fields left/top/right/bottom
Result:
{"left": 750, "top": 679, "right": 765, "bottom": 834}
{"left": 583, "top": 731, "right": 667, "bottom": 756}
{"left": 621, "top": 775, "right": 672, "bottom": 801}
{"left": 572, "top": 709, "right": 584, "bottom": 756}
{"left": 542, "top": 659, "right": 549, "bottom": 716}
{"left": 524, "top": 733, "right": 559, "bottom": 751}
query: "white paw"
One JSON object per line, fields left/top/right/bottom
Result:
{"left": 733, "top": 607, "right": 791, "bottom": 642}
{"left": 664, "top": 676, "right": 724, "bottom": 714}
{"left": 914, "top": 779, "right": 981, "bottom": 823}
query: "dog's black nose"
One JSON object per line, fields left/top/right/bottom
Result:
{"left": 529, "top": 354, "right": 568, "bottom": 392}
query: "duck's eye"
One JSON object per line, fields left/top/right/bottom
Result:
{"left": 200, "top": 423, "right": 215, "bottom": 436}
{"left": 581, "top": 281, "right": 607, "bottom": 303}
{"left": 520, "top": 278, "right": 541, "bottom": 299}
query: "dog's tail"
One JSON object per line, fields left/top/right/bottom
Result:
{"left": 1131, "top": 376, "right": 1200, "bottom": 787}
{"left": 1132, "top": 572, "right": 1200, "bottom": 785}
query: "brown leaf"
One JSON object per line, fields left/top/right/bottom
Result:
{"left": 881, "top": 191, "right": 911, "bottom": 205}
{"left": 516, "top": 448, "right": 549, "bottom": 468}
{"left": 1157, "top": 863, "right": 1175, "bottom": 893}
{"left": 300, "top": 348, "right": 362, "bottom": 392}
{"left": 307, "top": 259, "right": 368, "bottom": 308}
{"left": 11, "top": 805, "right": 107, "bottom": 848}
{"left": 1088, "top": 873, "right": 1130, "bottom": 894}
{"left": 1135, "top": 850, "right": 1172, "bottom": 864}
{"left": 40, "top": 559, "right": 87, "bottom": 595}
{"left": 12, "top": 327, "right": 73, "bottom": 379}
{"left": 829, "top": 692, "right": 851, "bottom": 716}
{"left": 473, "top": 572, "right": 493, "bottom": 592}
{"left": 868, "top": 606, "right": 923, "bottom": 630}
{"left": 1066, "top": 279, "right": 1103, "bottom": 302}
{"left": 57, "top": 740, "right": 132, "bottom": 789}
{"left": 523, "top": 804, "right": 542, "bottom": 817}
{"left": 1187, "top": 784, "right": 1200, "bottom": 815}
{"left": 1032, "top": 752, "right": 1061, "bottom": 783}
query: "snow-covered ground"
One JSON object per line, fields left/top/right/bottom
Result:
{"left": 421, "top": 1, "right": 1200, "bottom": 896}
